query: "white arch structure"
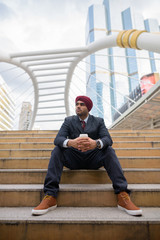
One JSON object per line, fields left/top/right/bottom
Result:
{"left": 0, "top": 29, "right": 160, "bottom": 129}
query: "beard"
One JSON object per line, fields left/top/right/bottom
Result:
{"left": 76, "top": 110, "right": 88, "bottom": 118}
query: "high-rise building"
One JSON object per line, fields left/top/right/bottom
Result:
{"left": 86, "top": 0, "right": 160, "bottom": 123}
{"left": 19, "top": 102, "right": 32, "bottom": 130}
{"left": 122, "top": 7, "right": 152, "bottom": 91}
{"left": 85, "top": 4, "right": 112, "bottom": 124}
{"left": 0, "top": 75, "right": 15, "bottom": 130}
{"left": 144, "top": 18, "right": 160, "bottom": 73}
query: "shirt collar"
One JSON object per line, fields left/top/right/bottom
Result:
{"left": 79, "top": 114, "right": 89, "bottom": 123}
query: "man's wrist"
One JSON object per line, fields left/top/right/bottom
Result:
{"left": 67, "top": 140, "right": 71, "bottom": 147}
{"left": 63, "top": 139, "right": 69, "bottom": 148}
{"left": 96, "top": 139, "right": 103, "bottom": 149}
{"left": 67, "top": 139, "right": 73, "bottom": 147}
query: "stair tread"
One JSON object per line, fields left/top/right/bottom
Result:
{"left": 0, "top": 147, "right": 160, "bottom": 150}
{"left": 0, "top": 168, "right": 160, "bottom": 172}
{"left": 1, "top": 136, "right": 160, "bottom": 141}
{"left": 0, "top": 184, "right": 160, "bottom": 191}
{"left": 0, "top": 142, "right": 54, "bottom": 144}
{"left": 0, "top": 156, "right": 160, "bottom": 159}
{"left": 0, "top": 141, "right": 160, "bottom": 143}
{"left": 0, "top": 207, "right": 159, "bottom": 223}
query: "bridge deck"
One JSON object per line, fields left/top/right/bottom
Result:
{"left": 110, "top": 80, "right": 160, "bottom": 130}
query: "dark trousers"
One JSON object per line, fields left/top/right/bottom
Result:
{"left": 44, "top": 146, "right": 130, "bottom": 198}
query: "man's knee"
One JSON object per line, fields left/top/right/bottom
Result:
{"left": 50, "top": 146, "right": 64, "bottom": 163}
{"left": 51, "top": 146, "right": 63, "bottom": 156}
{"left": 49, "top": 146, "right": 65, "bottom": 168}
{"left": 103, "top": 146, "right": 115, "bottom": 155}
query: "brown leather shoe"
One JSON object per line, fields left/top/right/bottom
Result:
{"left": 32, "top": 195, "right": 57, "bottom": 216}
{"left": 117, "top": 191, "right": 142, "bottom": 216}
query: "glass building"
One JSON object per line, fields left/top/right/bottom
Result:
{"left": 85, "top": 4, "right": 112, "bottom": 124}
{"left": 0, "top": 75, "right": 15, "bottom": 130}
{"left": 19, "top": 102, "right": 32, "bottom": 130}
{"left": 122, "top": 6, "right": 152, "bottom": 92}
{"left": 144, "top": 18, "right": 160, "bottom": 73}
{"left": 86, "top": 0, "right": 160, "bottom": 123}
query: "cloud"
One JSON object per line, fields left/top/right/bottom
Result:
{"left": 131, "top": 0, "right": 160, "bottom": 21}
{"left": 0, "top": 36, "right": 18, "bottom": 52}
{"left": 0, "top": 0, "right": 103, "bottom": 52}
{"left": 0, "top": 2, "right": 15, "bottom": 20}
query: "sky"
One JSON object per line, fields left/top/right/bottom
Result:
{"left": 0, "top": 0, "right": 160, "bottom": 53}
{"left": 0, "top": 0, "right": 160, "bottom": 129}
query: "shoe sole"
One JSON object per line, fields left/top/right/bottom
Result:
{"left": 32, "top": 205, "right": 57, "bottom": 216}
{"left": 118, "top": 205, "right": 142, "bottom": 216}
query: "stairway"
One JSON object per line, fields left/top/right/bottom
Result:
{"left": 0, "top": 129, "right": 160, "bottom": 240}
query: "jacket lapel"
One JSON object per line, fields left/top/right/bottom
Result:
{"left": 74, "top": 115, "right": 84, "bottom": 133}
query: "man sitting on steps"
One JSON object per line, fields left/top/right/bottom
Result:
{"left": 32, "top": 95, "right": 142, "bottom": 216}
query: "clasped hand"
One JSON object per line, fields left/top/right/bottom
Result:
{"left": 68, "top": 137, "right": 96, "bottom": 152}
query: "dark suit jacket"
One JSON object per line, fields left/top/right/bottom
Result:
{"left": 54, "top": 114, "right": 113, "bottom": 149}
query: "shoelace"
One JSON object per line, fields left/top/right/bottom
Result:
{"left": 44, "top": 195, "right": 52, "bottom": 200}
{"left": 120, "top": 193, "right": 130, "bottom": 203}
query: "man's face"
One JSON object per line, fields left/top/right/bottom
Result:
{"left": 75, "top": 101, "right": 89, "bottom": 118}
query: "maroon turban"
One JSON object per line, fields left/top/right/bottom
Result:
{"left": 75, "top": 96, "right": 93, "bottom": 112}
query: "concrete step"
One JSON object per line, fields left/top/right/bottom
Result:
{"left": 0, "top": 157, "right": 49, "bottom": 169}
{"left": 110, "top": 131, "right": 160, "bottom": 136}
{"left": 1, "top": 141, "right": 160, "bottom": 149}
{"left": 0, "top": 130, "right": 57, "bottom": 134}
{"left": 0, "top": 142, "right": 54, "bottom": 149}
{"left": 0, "top": 130, "right": 160, "bottom": 139}
{"left": 113, "top": 141, "right": 160, "bottom": 148}
{"left": 116, "top": 148, "right": 160, "bottom": 157}
{"left": 120, "top": 156, "right": 160, "bottom": 168}
{"left": 0, "top": 149, "right": 52, "bottom": 157}
{"left": 0, "top": 156, "right": 160, "bottom": 169}
{"left": 110, "top": 129, "right": 160, "bottom": 133}
{"left": 0, "top": 184, "right": 159, "bottom": 207}
{"left": 1, "top": 136, "right": 160, "bottom": 143}
{"left": 1, "top": 129, "right": 159, "bottom": 135}
{"left": 0, "top": 133, "right": 56, "bottom": 138}
{"left": 113, "top": 136, "right": 160, "bottom": 142}
{"left": 0, "top": 137, "right": 54, "bottom": 143}
{"left": 0, "top": 148, "right": 159, "bottom": 157}
{"left": 0, "top": 207, "right": 160, "bottom": 240}
{"left": 0, "top": 168, "right": 160, "bottom": 184}
{"left": 1, "top": 129, "right": 160, "bottom": 134}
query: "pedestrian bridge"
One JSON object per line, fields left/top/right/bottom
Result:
{"left": 0, "top": 29, "right": 160, "bottom": 130}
